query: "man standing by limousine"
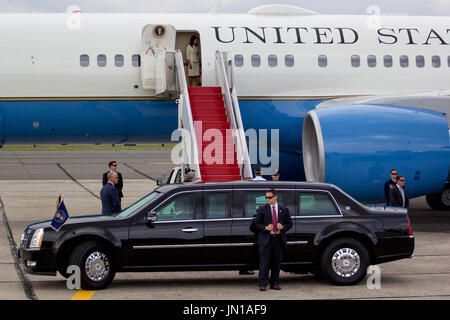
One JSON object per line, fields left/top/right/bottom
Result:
{"left": 254, "top": 189, "right": 293, "bottom": 291}
{"left": 100, "top": 171, "right": 122, "bottom": 215}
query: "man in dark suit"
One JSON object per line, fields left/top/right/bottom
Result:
{"left": 389, "top": 175, "right": 409, "bottom": 208}
{"left": 102, "top": 161, "right": 124, "bottom": 202}
{"left": 254, "top": 189, "right": 293, "bottom": 291}
{"left": 271, "top": 170, "right": 280, "bottom": 181}
{"left": 384, "top": 169, "right": 398, "bottom": 205}
{"left": 100, "top": 172, "right": 122, "bottom": 215}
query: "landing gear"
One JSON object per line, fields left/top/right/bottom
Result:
{"left": 426, "top": 183, "right": 450, "bottom": 211}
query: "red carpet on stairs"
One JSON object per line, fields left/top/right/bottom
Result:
{"left": 188, "top": 86, "right": 242, "bottom": 182}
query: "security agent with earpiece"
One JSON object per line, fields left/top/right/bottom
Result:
{"left": 254, "top": 188, "right": 292, "bottom": 291}
{"left": 389, "top": 175, "right": 409, "bottom": 208}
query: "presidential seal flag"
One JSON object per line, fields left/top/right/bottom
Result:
{"left": 51, "top": 195, "right": 69, "bottom": 232}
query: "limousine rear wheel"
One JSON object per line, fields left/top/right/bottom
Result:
{"left": 320, "top": 238, "right": 369, "bottom": 286}
{"left": 68, "top": 241, "right": 116, "bottom": 290}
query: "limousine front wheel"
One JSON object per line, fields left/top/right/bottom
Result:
{"left": 320, "top": 238, "right": 369, "bottom": 286}
{"left": 68, "top": 241, "right": 116, "bottom": 290}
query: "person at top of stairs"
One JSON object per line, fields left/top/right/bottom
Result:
{"left": 186, "top": 35, "right": 201, "bottom": 86}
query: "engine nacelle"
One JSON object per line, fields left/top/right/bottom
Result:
{"left": 302, "top": 104, "right": 450, "bottom": 202}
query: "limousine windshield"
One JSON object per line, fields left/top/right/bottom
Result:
{"left": 115, "top": 191, "right": 161, "bottom": 218}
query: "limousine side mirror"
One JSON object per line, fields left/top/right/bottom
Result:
{"left": 145, "top": 212, "right": 157, "bottom": 223}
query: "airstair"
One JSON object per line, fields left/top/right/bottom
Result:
{"left": 139, "top": 24, "right": 251, "bottom": 182}
{"left": 170, "top": 50, "right": 252, "bottom": 182}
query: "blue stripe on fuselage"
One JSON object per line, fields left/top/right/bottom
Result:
{"left": 0, "top": 99, "right": 178, "bottom": 144}
{"left": 0, "top": 97, "right": 327, "bottom": 180}
{"left": 238, "top": 98, "right": 328, "bottom": 181}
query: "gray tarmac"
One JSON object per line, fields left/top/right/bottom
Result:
{"left": 0, "top": 149, "right": 174, "bottom": 181}
{"left": 0, "top": 150, "right": 449, "bottom": 300}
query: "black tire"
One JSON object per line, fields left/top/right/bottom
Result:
{"left": 68, "top": 241, "right": 116, "bottom": 290}
{"left": 443, "top": 186, "right": 450, "bottom": 210}
{"left": 426, "top": 186, "right": 450, "bottom": 211}
{"left": 320, "top": 238, "right": 370, "bottom": 286}
{"left": 57, "top": 264, "right": 70, "bottom": 279}
{"left": 426, "top": 193, "right": 443, "bottom": 210}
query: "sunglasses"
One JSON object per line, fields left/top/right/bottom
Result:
{"left": 265, "top": 196, "right": 275, "bottom": 199}
{"left": 399, "top": 179, "right": 405, "bottom": 182}
{"left": 391, "top": 173, "right": 398, "bottom": 175}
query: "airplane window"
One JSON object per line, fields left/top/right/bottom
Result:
{"left": 384, "top": 55, "right": 393, "bottom": 68}
{"left": 251, "top": 55, "right": 261, "bottom": 67}
{"left": 234, "top": 54, "right": 244, "bottom": 67}
{"left": 432, "top": 56, "right": 441, "bottom": 68}
{"left": 80, "top": 54, "right": 89, "bottom": 67}
{"left": 416, "top": 55, "right": 425, "bottom": 68}
{"left": 115, "top": 55, "right": 124, "bottom": 67}
{"left": 399, "top": 55, "right": 409, "bottom": 68}
{"left": 97, "top": 54, "right": 107, "bottom": 67}
{"left": 351, "top": 55, "right": 360, "bottom": 67}
{"left": 367, "top": 55, "right": 377, "bottom": 68}
{"left": 448, "top": 56, "right": 450, "bottom": 67}
{"left": 132, "top": 54, "right": 141, "bottom": 67}
{"left": 285, "top": 55, "right": 294, "bottom": 67}
{"left": 268, "top": 55, "right": 277, "bottom": 67}
{"left": 318, "top": 55, "right": 327, "bottom": 67}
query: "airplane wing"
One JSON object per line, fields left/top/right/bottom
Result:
{"left": 316, "top": 90, "right": 450, "bottom": 128}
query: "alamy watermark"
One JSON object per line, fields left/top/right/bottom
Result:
{"left": 366, "top": 5, "right": 382, "bottom": 30}
{"left": 171, "top": 122, "right": 280, "bottom": 175}
{"left": 66, "top": 5, "right": 82, "bottom": 30}
{"left": 66, "top": 265, "right": 81, "bottom": 290}
{"left": 366, "top": 265, "right": 382, "bottom": 290}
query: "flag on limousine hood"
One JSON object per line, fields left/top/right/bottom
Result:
{"left": 50, "top": 194, "right": 69, "bottom": 232}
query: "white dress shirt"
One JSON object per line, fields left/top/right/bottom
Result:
{"left": 397, "top": 184, "right": 406, "bottom": 207}
{"left": 253, "top": 176, "right": 266, "bottom": 181}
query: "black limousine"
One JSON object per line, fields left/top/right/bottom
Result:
{"left": 19, "top": 181, "right": 414, "bottom": 290}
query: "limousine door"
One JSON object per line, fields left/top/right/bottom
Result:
{"left": 229, "top": 189, "right": 264, "bottom": 267}
{"left": 129, "top": 191, "right": 204, "bottom": 267}
{"left": 230, "top": 188, "right": 298, "bottom": 267}
{"left": 202, "top": 191, "right": 232, "bottom": 265}
{"left": 294, "top": 189, "right": 344, "bottom": 263}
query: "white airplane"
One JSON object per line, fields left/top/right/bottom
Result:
{"left": 0, "top": 4, "right": 449, "bottom": 208}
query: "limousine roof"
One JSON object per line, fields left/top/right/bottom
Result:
{"left": 156, "top": 180, "right": 340, "bottom": 194}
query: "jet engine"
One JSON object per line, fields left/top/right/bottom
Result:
{"left": 302, "top": 104, "right": 450, "bottom": 202}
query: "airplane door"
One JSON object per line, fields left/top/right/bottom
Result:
{"left": 140, "top": 24, "right": 176, "bottom": 95}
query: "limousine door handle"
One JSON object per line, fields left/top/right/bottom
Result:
{"left": 182, "top": 228, "right": 199, "bottom": 233}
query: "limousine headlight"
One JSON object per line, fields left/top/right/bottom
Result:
{"left": 29, "top": 228, "right": 44, "bottom": 249}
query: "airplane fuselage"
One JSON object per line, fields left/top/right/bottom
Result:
{"left": 0, "top": 11, "right": 449, "bottom": 201}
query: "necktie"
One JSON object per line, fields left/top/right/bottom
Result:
{"left": 272, "top": 205, "right": 278, "bottom": 234}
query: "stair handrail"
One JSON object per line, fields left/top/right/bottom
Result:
{"left": 226, "top": 54, "right": 253, "bottom": 179}
{"left": 215, "top": 50, "right": 253, "bottom": 179}
{"left": 171, "top": 50, "right": 201, "bottom": 181}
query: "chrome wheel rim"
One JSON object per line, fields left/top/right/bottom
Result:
{"left": 85, "top": 251, "right": 110, "bottom": 282}
{"left": 331, "top": 248, "right": 360, "bottom": 278}
{"left": 442, "top": 189, "right": 450, "bottom": 206}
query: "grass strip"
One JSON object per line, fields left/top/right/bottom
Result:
{"left": 0, "top": 144, "right": 176, "bottom": 151}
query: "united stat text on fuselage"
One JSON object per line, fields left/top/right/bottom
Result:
{"left": 212, "top": 26, "right": 450, "bottom": 46}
